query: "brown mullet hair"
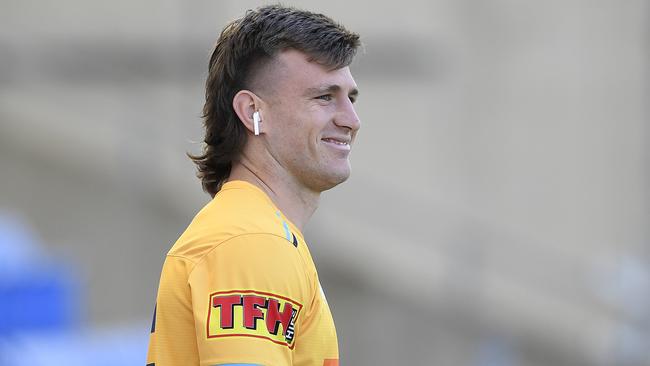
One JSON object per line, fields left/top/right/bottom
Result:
{"left": 188, "top": 5, "right": 361, "bottom": 197}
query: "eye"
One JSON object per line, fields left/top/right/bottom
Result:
{"left": 316, "top": 94, "right": 333, "bottom": 101}
{"left": 349, "top": 95, "right": 357, "bottom": 104}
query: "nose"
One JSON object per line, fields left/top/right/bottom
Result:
{"left": 334, "top": 98, "right": 361, "bottom": 132}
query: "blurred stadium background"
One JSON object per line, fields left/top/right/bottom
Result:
{"left": 1, "top": 0, "right": 649, "bottom": 365}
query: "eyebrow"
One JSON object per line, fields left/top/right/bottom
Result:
{"left": 306, "top": 84, "right": 359, "bottom": 98}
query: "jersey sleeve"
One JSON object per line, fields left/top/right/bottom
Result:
{"left": 146, "top": 255, "right": 200, "bottom": 366}
{"left": 189, "top": 233, "right": 313, "bottom": 366}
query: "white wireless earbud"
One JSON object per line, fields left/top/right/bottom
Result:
{"left": 253, "top": 111, "right": 261, "bottom": 136}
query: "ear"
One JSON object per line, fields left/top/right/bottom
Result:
{"left": 233, "top": 90, "right": 263, "bottom": 135}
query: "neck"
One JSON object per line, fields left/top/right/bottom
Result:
{"left": 228, "top": 159, "right": 320, "bottom": 232}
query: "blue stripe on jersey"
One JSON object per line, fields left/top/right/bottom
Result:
{"left": 276, "top": 211, "right": 292, "bottom": 242}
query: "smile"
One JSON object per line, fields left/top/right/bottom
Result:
{"left": 322, "top": 137, "right": 351, "bottom": 151}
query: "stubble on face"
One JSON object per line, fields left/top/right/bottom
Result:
{"left": 253, "top": 49, "right": 359, "bottom": 193}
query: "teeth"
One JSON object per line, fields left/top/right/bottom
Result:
{"left": 324, "top": 138, "right": 348, "bottom": 145}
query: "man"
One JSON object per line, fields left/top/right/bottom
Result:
{"left": 146, "top": 5, "right": 361, "bottom": 366}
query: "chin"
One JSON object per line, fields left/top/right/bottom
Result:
{"left": 316, "top": 167, "right": 351, "bottom": 192}
{"left": 299, "top": 160, "right": 352, "bottom": 192}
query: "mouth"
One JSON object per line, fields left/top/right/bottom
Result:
{"left": 321, "top": 137, "right": 351, "bottom": 151}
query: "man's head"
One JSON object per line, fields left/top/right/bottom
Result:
{"left": 190, "top": 5, "right": 361, "bottom": 197}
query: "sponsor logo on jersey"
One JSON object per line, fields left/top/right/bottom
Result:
{"left": 207, "top": 290, "right": 303, "bottom": 348}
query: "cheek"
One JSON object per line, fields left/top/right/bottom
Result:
{"left": 283, "top": 114, "right": 321, "bottom": 143}
{"left": 270, "top": 105, "right": 328, "bottom": 152}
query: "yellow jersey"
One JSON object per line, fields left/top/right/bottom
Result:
{"left": 146, "top": 180, "right": 339, "bottom": 366}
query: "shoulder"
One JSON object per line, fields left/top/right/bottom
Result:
{"left": 167, "top": 182, "right": 299, "bottom": 268}
{"left": 190, "top": 232, "right": 307, "bottom": 279}
{"left": 188, "top": 233, "right": 313, "bottom": 312}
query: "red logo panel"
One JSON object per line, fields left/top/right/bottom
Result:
{"left": 207, "top": 290, "right": 302, "bottom": 348}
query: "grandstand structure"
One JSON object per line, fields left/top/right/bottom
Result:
{"left": 0, "top": 1, "right": 648, "bottom": 365}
